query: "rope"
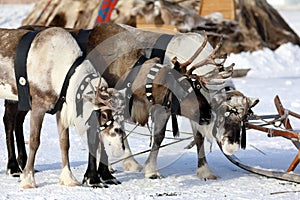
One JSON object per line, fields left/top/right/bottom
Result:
{"left": 111, "top": 120, "right": 194, "bottom": 165}
{"left": 250, "top": 113, "right": 287, "bottom": 129}
{"left": 110, "top": 136, "right": 193, "bottom": 165}
{"left": 123, "top": 123, "right": 139, "bottom": 140}
{"left": 124, "top": 128, "right": 193, "bottom": 140}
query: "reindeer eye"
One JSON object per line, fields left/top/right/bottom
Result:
{"left": 101, "top": 113, "right": 108, "bottom": 120}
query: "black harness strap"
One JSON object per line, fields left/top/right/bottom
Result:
{"left": 13, "top": 29, "right": 91, "bottom": 114}
{"left": 47, "top": 53, "right": 85, "bottom": 114}
{"left": 14, "top": 30, "right": 40, "bottom": 111}
{"left": 48, "top": 29, "right": 91, "bottom": 114}
{"left": 115, "top": 55, "right": 148, "bottom": 119}
{"left": 149, "top": 34, "right": 180, "bottom": 136}
{"left": 150, "top": 34, "right": 173, "bottom": 63}
{"left": 76, "top": 29, "right": 91, "bottom": 57}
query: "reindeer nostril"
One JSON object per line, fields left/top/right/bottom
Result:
{"left": 114, "top": 128, "right": 120, "bottom": 133}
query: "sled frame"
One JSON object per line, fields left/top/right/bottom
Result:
{"left": 247, "top": 95, "right": 300, "bottom": 173}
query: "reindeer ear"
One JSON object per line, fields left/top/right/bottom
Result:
{"left": 211, "top": 93, "right": 226, "bottom": 108}
{"left": 248, "top": 97, "right": 259, "bottom": 108}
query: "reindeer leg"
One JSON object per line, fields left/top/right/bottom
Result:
{"left": 97, "top": 142, "right": 121, "bottom": 185}
{"left": 144, "top": 104, "right": 170, "bottom": 179}
{"left": 83, "top": 129, "right": 108, "bottom": 188}
{"left": 15, "top": 110, "right": 28, "bottom": 170}
{"left": 191, "top": 122, "right": 218, "bottom": 180}
{"left": 122, "top": 137, "right": 143, "bottom": 172}
{"left": 3, "top": 100, "right": 21, "bottom": 176}
{"left": 56, "top": 112, "right": 80, "bottom": 186}
{"left": 20, "top": 108, "right": 45, "bottom": 189}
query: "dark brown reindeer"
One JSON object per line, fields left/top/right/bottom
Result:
{"left": 3, "top": 23, "right": 257, "bottom": 186}
{"left": 0, "top": 27, "right": 126, "bottom": 188}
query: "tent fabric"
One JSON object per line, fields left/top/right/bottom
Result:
{"left": 94, "top": 0, "right": 118, "bottom": 24}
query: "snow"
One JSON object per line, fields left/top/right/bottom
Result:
{"left": 0, "top": 3, "right": 300, "bottom": 200}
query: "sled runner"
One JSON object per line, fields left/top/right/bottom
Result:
{"left": 224, "top": 95, "right": 300, "bottom": 183}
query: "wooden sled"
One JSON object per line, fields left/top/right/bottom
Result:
{"left": 223, "top": 95, "right": 300, "bottom": 183}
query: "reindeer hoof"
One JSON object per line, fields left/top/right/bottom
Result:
{"left": 20, "top": 172, "right": 37, "bottom": 189}
{"left": 102, "top": 178, "right": 121, "bottom": 185}
{"left": 6, "top": 169, "right": 22, "bottom": 177}
{"left": 147, "top": 174, "right": 164, "bottom": 179}
{"left": 196, "top": 165, "right": 218, "bottom": 180}
{"left": 108, "top": 165, "right": 117, "bottom": 174}
{"left": 82, "top": 177, "right": 108, "bottom": 188}
{"left": 123, "top": 160, "right": 143, "bottom": 172}
{"left": 202, "top": 175, "right": 218, "bottom": 181}
{"left": 59, "top": 167, "right": 80, "bottom": 186}
{"left": 6, "top": 162, "right": 22, "bottom": 177}
{"left": 21, "top": 184, "right": 38, "bottom": 189}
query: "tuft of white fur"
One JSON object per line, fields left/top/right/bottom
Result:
{"left": 20, "top": 171, "right": 37, "bottom": 189}
{"left": 122, "top": 139, "right": 143, "bottom": 172}
{"left": 123, "top": 158, "right": 143, "bottom": 172}
{"left": 144, "top": 163, "right": 162, "bottom": 178}
{"left": 102, "top": 123, "right": 125, "bottom": 158}
{"left": 221, "top": 140, "right": 240, "bottom": 155}
{"left": 190, "top": 112, "right": 223, "bottom": 143}
{"left": 59, "top": 166, "right": 80, "bottom": 186}
{"left": 0, "top": 83, "right": 17, "bottom": 100}
{"left": 196, "top": 163, "right": 218, "bottom": 180}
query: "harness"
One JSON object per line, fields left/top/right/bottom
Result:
{"left": 14, "top": 31, "right": 40, "bottom": 111}
{"left": 116, "top": 33, "right": 211, "bottom": 136}
{"left": 14, "top": 29, "right": 91, "bottom": 114}
{"left": 115, "top": 55, "right": 148, "bottom": 118}
{"left": 114, "top": 34, "right": 174, "bottom": 116}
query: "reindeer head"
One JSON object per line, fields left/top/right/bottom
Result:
{"left": 84, "top": 78, "right": 126, "bottom": 158}
{"left": 211, "top": 90, "right": 259, "bottom": 155}
{"left": 170, "top": 32, "right": 259, "bottom": 155}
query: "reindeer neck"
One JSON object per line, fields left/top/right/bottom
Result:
{"left": 66, "top": 60, "right": 100, "bottom": 106}
{"left": 60, "top": 60, "right": 103, "bottom": 129}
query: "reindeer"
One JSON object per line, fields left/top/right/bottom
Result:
{"left": 3, "top": 23, "right": 257, "bottom": 186}
{"left": 88, "top": 23, "right": 258, "bottom": 179}
{"left": 0, "top": 27, "right": 126, "bottom": 188}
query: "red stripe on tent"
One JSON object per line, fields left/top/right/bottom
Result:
{"left": 95, "top": 0, "right": 118, "bottom": 25}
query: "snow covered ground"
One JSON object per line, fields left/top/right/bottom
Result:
{"left": 0, "top": 3, "right": 300, "bottom": 200}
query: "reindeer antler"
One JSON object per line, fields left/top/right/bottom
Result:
{"left": 186, "top": 36, "right": 226, "bottom": 76}
{"left": 95, "top": 72, "right": 102, "bottom": 100}
{"left": 172, "top": 31, "right": 208, "bottom": 69}
{"left": 88, "top": 74, "right": 114, "bottom": 109}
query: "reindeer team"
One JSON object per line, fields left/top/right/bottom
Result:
{"left": 0, "top": 22, "right": 258, "bottom": 189}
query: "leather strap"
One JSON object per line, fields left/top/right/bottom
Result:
{"left": 150, "top": 34, "right": 173, "bottom": 64}
{"left": 115, "top": 55, "right": 148, "bottom": 118}
{"left": 48, "top": 29, "right": 91, "bottom": 114}
{"left": 14, "top": 30, "right": 40, "bottom": 111}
